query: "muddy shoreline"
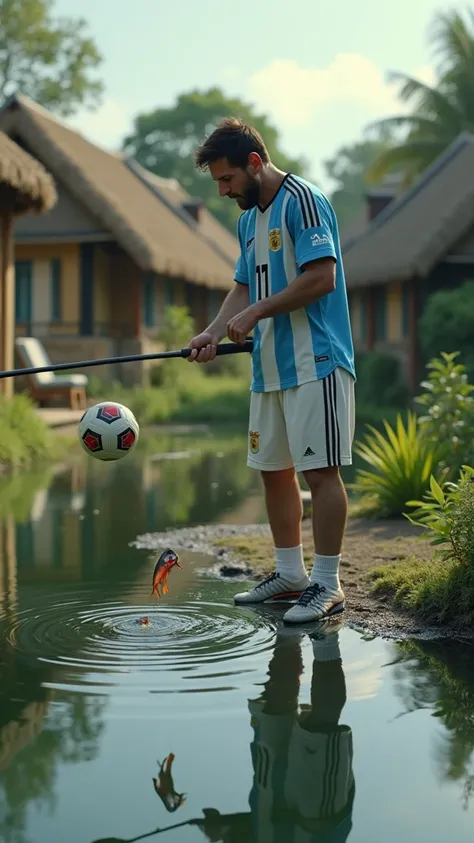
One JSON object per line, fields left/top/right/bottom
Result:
{"left": 131, "top": 517, "right": 474, "bottom": 643}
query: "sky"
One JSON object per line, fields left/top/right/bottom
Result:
{"left": 55, "top": 0, "right": 453, "bottom": 193}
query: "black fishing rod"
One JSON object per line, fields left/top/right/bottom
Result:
{"left": 91, "top": 815, "right": 203, "bottom": 841}
{"left": 0, "top": 339, "right": 253, "bottom": 380}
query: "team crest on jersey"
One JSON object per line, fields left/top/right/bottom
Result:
{"left": 268, "top": 228, "right": 281, "bottom": 251}
{"left": 249, "top": 430, "right": 260, "bottom": 454}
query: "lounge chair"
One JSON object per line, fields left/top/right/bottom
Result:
{"left": 14, "top": 337, "right": 88, "bottom": 410}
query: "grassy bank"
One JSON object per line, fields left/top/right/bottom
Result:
{"left": 366, "top": 468, "right": 474, "bottom": 627}
{"left": 0, "top": 393, "right": 63, "bottom": 469}
{"left": 368, "top": 557, "right": 474, "bottom": 625}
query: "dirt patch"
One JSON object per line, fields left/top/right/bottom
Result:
{"left": 131, "top": 516, "right": 472, "bottom": 642}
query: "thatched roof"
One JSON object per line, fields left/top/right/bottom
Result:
{"left": 0, "top": 95, "right": 237, "bottom": 291}
{"left": 126, "top": 162, "right": 240, "bottom": 268}
{"left": 0, "top": 129, "right": 56, "bottom": 215}
{"left": 343, "top": 133, "right": 474, "bottom": 288}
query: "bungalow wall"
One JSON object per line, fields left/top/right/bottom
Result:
{"left": 348, "top": 280, "right": 412, "bottom": 379}
{"left": 13, "top": 240, "right": 229, "bottom": 385}
{"left": 349, "top": 258, "right": 474, "bottom": 391}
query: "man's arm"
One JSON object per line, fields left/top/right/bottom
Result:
{"left": 188, "top": 282, "right": 250, "bottom": 361}
{"left": 253, "top": 257, "right": 335, "bottom": 320}
{"left": 207, "top": 282, "right": 250, "bottom": 341}
{"left": 227, "top": 188, "right": 338, "bottom": 343}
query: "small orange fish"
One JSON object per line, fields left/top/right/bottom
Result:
{"left": 153, "top": 753, "right": 186, "bottom": 812}
{"left": 150, "top": 548, "right": 182, "bottom": 599}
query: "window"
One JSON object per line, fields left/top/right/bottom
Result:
{"left": 142, "top": 273, "right": 156, "bottom": 327}
{"left": 51, "top": 258, "right": 61, "bottom": 322}
{"left": 15, "top": 260, "right": 32, "bottom": 323}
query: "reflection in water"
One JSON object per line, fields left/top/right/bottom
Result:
{"left": 153, "top": 753, "right": 187, "bottom": 813}
{"left": 391, "top": 638, "right": 474, "bottom": 809}
{"left": 191, "top": 619, "right": 354, "bottom": 843}
{"left": 87, "top": 619, "right": 354, "bottom": 843}
{"left": 0, "top": 432, "right": 264, "bottom": 842}
{"left": 2, "top": 430, "right": 474, "bottom": 841}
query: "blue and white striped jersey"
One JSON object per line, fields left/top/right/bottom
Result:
{"left": 234, "top": 174, "right": 355, "bottom": 393}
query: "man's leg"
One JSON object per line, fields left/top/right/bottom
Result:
{"left": 282, "top": 368, "right": 355, "bottom": 623}
{"left": 283, "top": 622, "right": 355, "bottom": 838}
{"left": 233, "top": 390, "right": 310, "bottom": 605}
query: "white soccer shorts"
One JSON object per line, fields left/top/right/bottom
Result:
{"left": 247, "top": 367, "right": 355, "bottom": 473}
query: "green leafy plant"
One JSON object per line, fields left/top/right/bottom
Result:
{"left": 415, "top": 351, "right": 474, "bottom": 480}
{"left": 152, "top": 305, "right": 201, "bottom": 390}
{"left": 405, "top": 466, "right": 474, "bottom": 566}
{"left": 156, "top": 305, "right": 196, "bottom": 350}
{"left": 0, "top": 393, "right": 59, "bottom": 467}
{"left": 350, "top": 410, "right": 438, "bottom": 517}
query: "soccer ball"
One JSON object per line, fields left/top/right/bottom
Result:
{"left": 78, "top": 401, "right": 139, "bottom": 461}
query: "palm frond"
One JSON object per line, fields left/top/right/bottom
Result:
{"left": 429, "top": 9, "right": 474, "bottom": 75}
{"left": 366, "top": 114, "right": 441, "bottom": 135}
{"left": 387, "top": 71, "right": 464, "bottom": 127}
{"left": 366, "top": 138, "right": 447, "bottom": 185}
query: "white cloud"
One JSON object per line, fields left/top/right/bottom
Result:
{"left": 247, "top": 54, "right": 435, "bottom": 128}
{"left": 247, "top": 54, "right": 397, "bottom": 128}
{"left": 244, "top": 54, "right": 435, "bottom": 188}
{"left": 65, "top": 98, "right": 134, "bottom": 151}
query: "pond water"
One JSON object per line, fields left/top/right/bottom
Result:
{"left": 1, "top": 426, "right": 474, "bottom": 843}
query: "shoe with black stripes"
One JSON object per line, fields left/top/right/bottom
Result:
{"left": 233, "top": 571, "right": 310, "bottom": 605}
{"left": 282, "top": 582, "right": 345, "bottom": 623}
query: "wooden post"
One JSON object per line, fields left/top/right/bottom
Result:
{"left": 408, "top": 280, "right": 418, "bottom": 392}
{"left": 366, "top": 288, "right": 375, "bottom": 350}
{"left": 0, "top": 213, "right": 14, "bottom": 399}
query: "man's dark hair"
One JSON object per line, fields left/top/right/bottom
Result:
{"left": 195, "top": 117, "right": 270, "bottom": 170}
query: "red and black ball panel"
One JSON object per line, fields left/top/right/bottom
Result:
{"left": 82, "top": 429, "right": 103, "bottom": 452}
{"left": 117, "top": 427, "right": 136, "bottom": 451}
{"left": 97, "top": 404, "right": 123, "bottom": 424}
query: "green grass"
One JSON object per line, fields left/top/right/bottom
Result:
{"left": 368, "top": 556, "right": 474, "bottom": 626}
{"left": 0, "top": 393, "right": 64, "bottom": 469}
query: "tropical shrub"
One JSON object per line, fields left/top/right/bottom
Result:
{"left": 369, "top": 466, "right": 474, "bottom": 625}
{"left": 415, "top": 352, "right": 474, "bottom": 480}
{"left": 0, "top": 393, "right": 59, "bottom": 467}
{"left": 350, "top": 410, "right": 438, "bottom": 517}
{"left": 405, "top": 466, "right": 474, "bottom": 567}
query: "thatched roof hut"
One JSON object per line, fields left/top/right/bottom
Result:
{"left": 0, "top": 129, "right": 57, "bottom": 398}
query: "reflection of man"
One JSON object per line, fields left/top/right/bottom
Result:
{"left": 196, "top": 619, "right": 355, "bottom": 842}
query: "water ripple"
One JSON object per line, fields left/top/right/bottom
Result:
{"left": 1, "top": 586, "right": 276, "bottom": 696}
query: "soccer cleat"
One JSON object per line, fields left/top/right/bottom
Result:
{"left": 282, "top": 582, "right": 345, "bottom": 624}
{"left": 233, "top": 571, "right": 310, "bottom": 605}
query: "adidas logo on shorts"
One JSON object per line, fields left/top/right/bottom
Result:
{"left": 304, "top": 446, "right": 315, "bottom": 456}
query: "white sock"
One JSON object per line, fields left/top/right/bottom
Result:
{"left": 275, "top": 545, "right": 308, "bottom": 582}
{"left": 312, "top": 633, "right": 341, "bottom": 662}
{"left": 310, "top": 554, "right": 341, "bottom": 592}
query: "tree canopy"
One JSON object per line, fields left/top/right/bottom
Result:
{"left": 0, "top": 0, "right": 104, "bottom": 116}
{"left": 122, "top": 86, "right": 307, "bottom": 233}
